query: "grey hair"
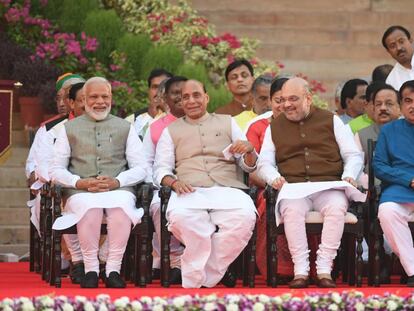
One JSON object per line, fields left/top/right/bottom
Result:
{"left": 252, "top": 74, "right": 273, "bottom": 95}
{"left": 84, "top": 77, "right": 112, "bottom": 93}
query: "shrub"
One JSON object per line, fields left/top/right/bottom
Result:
{"left": 207, "top": 85, "right": 232, "bottom": 112}
{"left": 176, "top": 62, "right": 210, "bottom": 85}
{"left": 117, "top": 33, "right": 153, "bottom": 78}
{"left": 83, "top": 9, "right": 124, "bottom": 64}
{"left": 58, "top": 0, "right": 100, "bottom": 33}
{"left": 0, "top": 33, "right": 31, "bottom": 79}
{"left": 140, "top": 44, "right": 184, "bottom": 80}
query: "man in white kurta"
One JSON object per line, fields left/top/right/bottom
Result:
{"left": 383, "top": 25, "right": 414, "bottom": 91}
{"left": 258, "top": 77, "right": 363, "bottom": 288}
{"left": 51, "top": 77, "right": 147, "bottom": 288}
{"left": 153, "top": 79, "right": 257, "bottom": 288}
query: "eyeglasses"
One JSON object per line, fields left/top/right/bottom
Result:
{"left": 279, "top": 95, "right": 304, "bottom": 104}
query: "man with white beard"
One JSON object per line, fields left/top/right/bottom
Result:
{"left": 51, "top": 77, "right": 147, "bottom": 288}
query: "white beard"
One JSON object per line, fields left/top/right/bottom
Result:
{"left": 85, "top": 105, "right": 110, "bottom": 121}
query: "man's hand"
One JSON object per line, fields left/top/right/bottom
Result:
{"left": 171, "top": 180, "right": 195, "bottom": 195}
{"left": 343, "top": 177, "right": 357, "bottom": 187}
{"left": 271, "top": 176, "right": 287, "bottom": 190}
{"left": 410, "top": 178, "right": 414, "bottom": 189}
{"left": 229, "top": 140, "right": 254, "bottom": 155}
{"left": 76, "top": 176, "right": 119, "bottom": 193}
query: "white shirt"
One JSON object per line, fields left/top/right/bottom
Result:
{"left": 244, "top": 110, "right": 273, "bottom": 134}
{"left": 153, "top": 117, "right": 257, "bottom": 188}
{"left": 134, "top": 113, "right": 153, "bottom": 139}
{"left": 386, "top": 54, "right": 414, "bottom": 91}
{"left": 258, "top": 114, "right": 363, "bottom": 185}
{"left": 142, "top": 130, "right": 157, "bottom": 184}
{"left": 51, "top": 124, "right": 147, "bottom": 189}
{"left": 25, "top": 128, "right": 42, "bottom": 179}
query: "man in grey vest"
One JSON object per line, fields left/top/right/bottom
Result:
{"left": 51, "top": 77, "right": 147, "bottom": 288}
{"left": 258, "top": 77, "right": 364, "bottom": 288}
{"left": 153, "top": 79, "right": 257, "bottom": 288}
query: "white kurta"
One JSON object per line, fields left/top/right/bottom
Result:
{"left": 386, "top": 54, "right": 414, "bottom": 91}
{"left": 51, "top": 124, "right": 147, "bottom": 230}
{"left": 153, "top": 117, "right": 257, "bottom": 214}
{"left": 257, "top": 114, "right": 364, "bottom": 225}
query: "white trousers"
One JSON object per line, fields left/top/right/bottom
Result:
{"left": 150, "top": 201, "right": 184, "bottom": 269}
{"left": 279, "top": 189, "right": 348, "bottom": 276}
{"left": 168, "top": 207, "right": 256, "bottom": 288}
{"left": 378, "top": 201, "right": 414, "bottom": 276}
{"left": 77, "top": 208, "right": 131, "bottom": 276}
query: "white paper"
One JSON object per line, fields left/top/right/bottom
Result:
{"left": 222, "top": 144, "right": 241, "bottom": 160}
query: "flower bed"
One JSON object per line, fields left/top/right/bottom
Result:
{"left": 1, "top": 292, "right": 414, "bottom": 311}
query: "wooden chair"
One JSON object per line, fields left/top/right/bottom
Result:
{"left": 49, "top": 183, "right": 152, "bottom": 288}
{"left": 159, "top": 186, "right": 258, "bottom": 288}
{"left": 265, "top": 185, "right": 365, "bottom": 287}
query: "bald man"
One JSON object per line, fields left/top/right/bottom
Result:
{"left": 258, "top": 77, "right": 363, "bottom": 288}
{"left": 153, "top": 79, "right": 257, "bottom": 288}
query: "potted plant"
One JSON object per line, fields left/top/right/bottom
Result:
{"left": 12, "top": 57, "right": 60, "bottom": 128}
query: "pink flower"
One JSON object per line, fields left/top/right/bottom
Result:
{"left": 85, "top": 37, "right": 98, "bottom": 52}
{"left": 110, "top": 64, "right": 121, "bottom": 72}
{"left": 66, "top": 40, "right": 82, "bottom": 57}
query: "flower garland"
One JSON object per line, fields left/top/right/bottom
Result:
{"left": 1, "top": 291, "right": 414, "bottom": 311}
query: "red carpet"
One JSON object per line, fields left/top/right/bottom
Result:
{"left": 0, "top": 263, "right": 413, "bottom": 299}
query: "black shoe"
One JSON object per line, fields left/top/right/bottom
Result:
{"left": 407, "top": 275, "right": 414, "bottom": 287}
{"left": 70, "top": 262, "right": 85, "bottom": 284}
{"left": 220, "top": 270, "right": 236, "bottom": 288}
{"left": 169, "top": 268, "right": 182, "bottom": 284}
{"left": 80, "top": 271, "right": 98, "bottom": 288}
{"left": 105, "top": 271, "right": 126, "bottom": 288}
{"left": 152, "top": 268, "right": 161, "bottom": 280}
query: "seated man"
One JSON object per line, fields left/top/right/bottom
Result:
{"left": 142, "top": 75, "right": 188, "bottom": 282}
{"left": 374, "top": 79, "right": 414, "bottom": 287}
{"left": 153, "top": 79, "right": 257, "bottom": 288}
{"left": 258, "top": 77, "right": 363, "bottom": 288}
{"left": 234, "top": 74, "right": 272, "bottom": 130}
{"left": 51, "top": 77, "right": 147, "bottom": 288}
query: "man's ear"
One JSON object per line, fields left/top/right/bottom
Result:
{"left": 205, "top": 93, "right": 210, "bottom": 104}
{"left": 345, "top": 97, "right": 352, "bottom": 108}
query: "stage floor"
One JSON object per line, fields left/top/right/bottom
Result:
{"left": 0, "top": 263, "right": 413, "bottom": 299}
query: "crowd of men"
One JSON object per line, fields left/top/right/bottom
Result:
{"left": 25, "top": 25, "right": 414, "bottom": 289}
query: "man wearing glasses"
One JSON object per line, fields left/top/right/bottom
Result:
{"left": 258, "top": 77, "right": 363, "bottom": 288}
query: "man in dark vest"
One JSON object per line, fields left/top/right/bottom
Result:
{"left": 51, "top": 77, "right": 147, "bottom": 288}
{"left": 258, "top": 77, "right": 363, "bottom": 288}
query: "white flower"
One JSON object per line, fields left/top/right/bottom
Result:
{"left": 308, "top": 297, "right": 319, "bottom": 304}
{"left": 21, "top": 301, "right": 35, "bottom": 311}
{"left": 370, "top": 299, "right": 381, "bottom": 309}
{"left": 226, "top": 303, "right": 239, "bottom": 311}
{"left": 140, "top": 296, "right": 152, "bottom": 304}
{"left": 331, "top": 292, "right": 342, "bottom": 304}
{"left": 272, "top": 296, "right": 283, "bottom": 305}
{"left": 328, "top": 304, "right": 338, "bottom": 311}
{"left": 354, "top": 302, "right": 365, "bottom": 311}
{"left": 173, "top": 297, "right": 186, "bottom": 308}
{"left": 96, "top": 294, "right": 110, "bottom": 302}
{"left": 2, "top": 306, "right": 13, "bottom": 311}
{"left": 19, "top": 298, "right": 31, "bottom": 304}
{"left": 131, "top": 301, "right": 143, "bottom": 311}
{"left": 98, "top": 303, "right": 108, "bottom": 311}
{"left": 1, "top": 298, "right": 13, "bottom": 306}
{"left": 40, "top": 296, "right": 54, "bottom": 307}
{"left": 204, "top": 302, "right": 217, "bottom": 311}
{"left": 387, "top": 300, "right": 399, "bottom": 311}
{"left": 226, "top": 295, "right": 240, "bottom": 304}
{"left": 75, "top": 296, "right": 87, "bottom": 303}
{"left": 258, "top": 295, "right": 270, "bottom": 304}
{"left": 84, "top": 302, "right": 95, "bottom": 311}
{"left": 114, "top": 298, "right": 128, "bottom": 309}
{"left": 205, "top": 294, "right": 217, "bottom": 302}
{"left": 152, "top": 305, "right": 164, "bottom": 311}
{"left": 252, "top": 302, "right": 265, "bottom": 311}
{"left": 62, "top": 303, "right": 74, "bottom": 311}
{"left": 153, "top": 297, "right": 167, "bottom": 305}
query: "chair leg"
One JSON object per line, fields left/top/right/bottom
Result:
{"left": 356, "top": 233, "right": 363, "bottom": 287}
{"left": 139, "top": 230, "right": 148, "bottom": 287}
{"left": 374, "top": 228, "right": 381, "bottom": 287}
{"left": 341, "top": 237, "right": 349, "bottom": 283}
{"left": 52, "top": 230, "right": 62, "bottom": 288}
{"left": 347, "top": 236, "right": 356, "bottom": 286}
{"left": 246, "top": 224, "right": 257, "bottom": 288}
